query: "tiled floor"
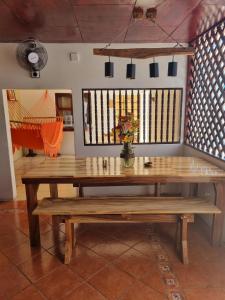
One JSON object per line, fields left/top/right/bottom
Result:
{"left": 0, "top": 201, "right": 225, "bottom": 300}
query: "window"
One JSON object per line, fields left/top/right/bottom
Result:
{"left": 55, "top": 93, "right": 74, "bottom": 131}
{"left": 185, "top": 20, "right": 225, "bottom": 160}
{"left": 82, "top": 88, "right": 183, "bottom": 145}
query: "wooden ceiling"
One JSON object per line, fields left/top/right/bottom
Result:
{"left": 0, "top": 0, "right": 224, "bottom": 43}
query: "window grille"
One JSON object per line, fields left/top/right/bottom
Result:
{"left": 185, "top": 20, "right": 225, "bottom": 160}
{"left": 82, "top": 88, "right": 183, "bottom": 145}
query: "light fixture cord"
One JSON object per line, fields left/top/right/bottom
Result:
{"left": 102, "top": 1, "right": 184, "bottom": 51}
{"left": 102, "top": 19, "right": 137, "bottom": 50}
{"left": 102, "top": 0, "right": 138, "bottom": 50}
{"left": 151, "top": 19, "right": 184, "bottom": 48}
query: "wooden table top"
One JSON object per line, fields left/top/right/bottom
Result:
{"left": 21, "top": 156, "right": 225, "bottom": 184}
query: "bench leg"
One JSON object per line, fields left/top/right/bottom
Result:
{"left": 180, "top": 215, "right": 189, "bottom": 265}
{"left": 52, "top": 216, "right": 61, "bottom": 244}
{"left": 64, "top": 219, "right": 74, "bottom": 264}
{"left": 175, "top": 218, "right": 181, "bottom": 254}
{"left": 71, "top": 223, "right": 77, "bottom": 249}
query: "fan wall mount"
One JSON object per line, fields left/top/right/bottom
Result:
{"left": 16, "top": 38, "right": 48, "bottom": 78}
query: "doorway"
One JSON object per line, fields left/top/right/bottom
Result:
{"left": 4, "top": 88, "right": 76, "bottom": 200}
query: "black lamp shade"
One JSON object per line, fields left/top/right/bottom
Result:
{"left": 149, "top": 62, "right": 159, "bottom": 77}
{"left": 126, "top": 63, "right": 135, "bottom": 79}
{"left": 168, "top": 61, "right": 177, "bottom": 76}
{"left": 105, "top": 61, "right": 114, "bottom": 77}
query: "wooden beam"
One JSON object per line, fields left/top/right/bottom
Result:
{"left": 93, "top": 47, "right": 195, "bottom": 59}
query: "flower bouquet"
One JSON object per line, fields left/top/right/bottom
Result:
{"left": 114, "top": 113, "right": 139, "bottom": 167}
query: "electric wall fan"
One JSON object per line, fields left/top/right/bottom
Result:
{"left": 16, "top": 38, "right": 48, "bottom": 78}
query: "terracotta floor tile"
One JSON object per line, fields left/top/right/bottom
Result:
{"left": 19, "top": 218, "right": 52, "bottom": 236}
{"left": 66, "top": 283, "right": 106, "bottom": 300}
{"left": 36, "top": 265, "right": 83, "bottom": 300}
{"left": 96, "top": 223, "right": 149, "bottom": 244}
{"left": 113, "top": 248, "right": 156, "bottom": 279}
{"left": 0, "top": 252, "right": 12, "bottom": 270}
{"left": 0, "top": 226, "right": 15, "bottom": 238}
{"left": 88, "top": 264, "right": 134, "bottom": 300}
{"left": 189, "top": 242, "right": 225, "bottom": 264}
{"left": 161, "top": 242, "right": 181, "bottom": 263}
{"left": 2, "top": 197, "right": 225, "bottom": 300}
{"left": 69, "top": 244, "right": 108, "bottom": 280}
{"left": 141, "top": 267, "right": 167, "bottom": 294}
{"left": 133, "top": 240, "right": 159, "bottom": 258}
{"left": 77, "top": 228, "right": 114, "bottom": 249}
{"left": 0, "top": 201, "right": 23, "bottom": 210}
{"left": 184, "top": 288, "right": 225, "bottom": 300}
{"left": 202, "top": 261, "right": 225, "bottom": 288}
{"left": 92, "top": 240, "right": 130, "bottom": 261}
{"left": 47, "top": 241, "right": 66, "bottom": 262}
{"left": 40, "top": 229, "right": 65, "bottom": 250}
{"left": 172, "top": 262, "right": 210, "bottom": 289}
{"left": 120, "top": 280, "right": 167, "bottom": 300}
{"left": 0, "top": 264, "right": 30, "bottom": 299}
{"left": 0, "top": 229, "right": 28, "bottom": 251}
{"left": 18, "top": 251, "right": 61, "bottom": 282}
{"left": 3, "top": 241, "right": 43, "bottom": 265}
{"left": 111, "top": 228, "right": 147, "bottom": 247}
{"left": 10, "top": 285, "right": 46, "bottom": 300}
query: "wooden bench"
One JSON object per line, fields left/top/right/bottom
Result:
{"left": 33, "top": 196, "right": 221, "bottom": 264}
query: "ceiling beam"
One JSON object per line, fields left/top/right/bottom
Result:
{"left": 93, "top": 47, "right": 195, "bottom": 59}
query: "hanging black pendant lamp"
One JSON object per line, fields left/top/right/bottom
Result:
{"left": 168, "top": 56, "right": 177, "bottom": 77}
{"left": 149, "top": 57, "right": 159, "bottom": 78}
{"left": 126, "top": 58, "right": 136, "bottom": 79}
{"left": 105, "top": 57, "right": 114, "bottom": 77}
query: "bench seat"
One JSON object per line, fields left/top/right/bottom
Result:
{"left": 33, "top": 196, "right": 221, "bottom": 215}
{"left": 33, "top": 196, "right": 221, "bottom": 265}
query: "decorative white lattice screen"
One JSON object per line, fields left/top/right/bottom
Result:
{"left": 185, "top": 20, "right": 225, "bottom": 160}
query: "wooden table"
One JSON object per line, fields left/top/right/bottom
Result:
{"left": 22, "top": 156, "right": 225, "bottom": 247}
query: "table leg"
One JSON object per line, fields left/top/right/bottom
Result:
{"left": 78, "top": 185, "right": 84, "bottom": 197}
{"left": 154, "top": 183, "right": 160, "bottom": 197}
{"left": 190, "top": 183, "right": 198, "bottom": 197}
{"left": 25, "top": 183, "right": 40, "bottom": 247}
{"left": 211, "top": 182, "right": 225, "bottom": 246}
{"left": 49, "top": 183, "right": 58, "bottom": 198}
{"left": 50, "top": 184, "right": 60, "bottom": 235}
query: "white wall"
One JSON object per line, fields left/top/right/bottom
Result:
{"left": 0, "top": 43, "right": 187, "bottom": 200}
{"left": 0, "top": 90, "right": 17, "bottom": 199}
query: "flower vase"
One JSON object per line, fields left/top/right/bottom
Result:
{"left": 120, "top": 142, "right": 135, "bottom": 168}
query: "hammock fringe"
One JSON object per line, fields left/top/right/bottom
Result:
{"left": 10, "top": 117, "right": 64, "bottom": 157}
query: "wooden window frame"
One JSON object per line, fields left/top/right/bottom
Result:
{"left": 82, "top": 88, "right": 183, "bottom": 146}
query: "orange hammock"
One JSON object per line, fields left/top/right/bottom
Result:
{"left": 11, "top": 118, "right": 63, "bottom": 157}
